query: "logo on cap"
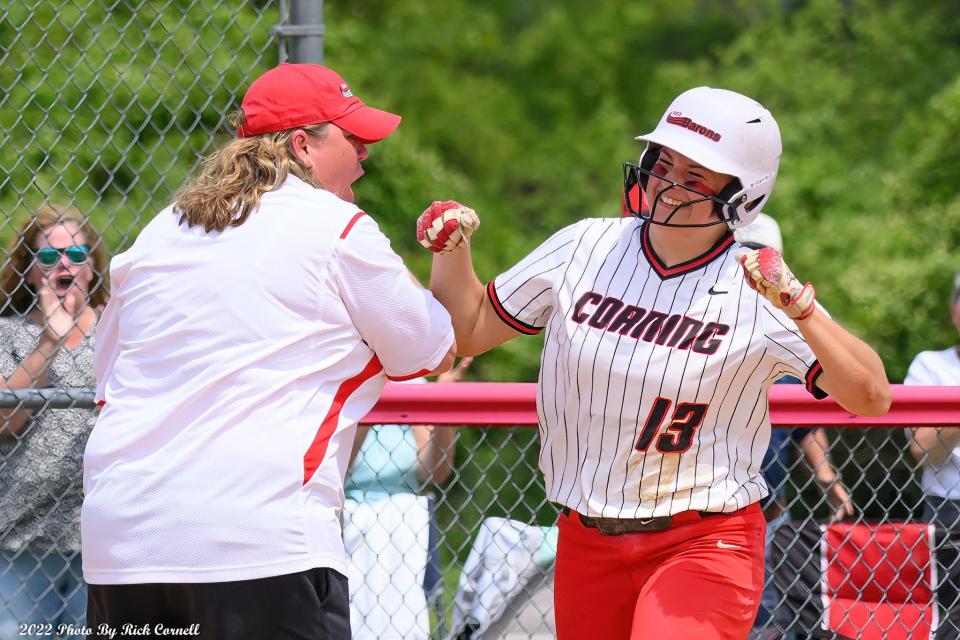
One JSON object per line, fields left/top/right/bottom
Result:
{"left": 666, "top": 111, "right": 721, "bottom": 142}
{"left": 340, "top": 83, "right": 353, "bottom": 98}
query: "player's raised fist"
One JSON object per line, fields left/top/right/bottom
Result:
{"left": 417, "top": 200, "right": 480, "bottom": 255}
{"left": 738, "top": 247, "right": 816, "bottom": 320}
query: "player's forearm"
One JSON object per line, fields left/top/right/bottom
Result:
{"left": 909, "top": 427, "right": 960, "bottom": 467}
{"left": 797, "top": 309, "right": 891, "bottom": 416}
{"left": 738, "top": 248, "right": 889, "bottom": 415}
{"left": 429, "top": 248, "right": 487, "bottom": 356}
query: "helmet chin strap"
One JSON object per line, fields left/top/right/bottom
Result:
{"left": 644, "top": 184, "right": 729, "bottom": 229}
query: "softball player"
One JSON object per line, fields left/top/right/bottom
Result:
{"left": 418, "top": 87, "right": 891, "bottom": 639}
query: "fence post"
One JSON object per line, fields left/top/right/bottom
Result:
{"left": 277, "top": 0, "right": 325, "bottom": 64}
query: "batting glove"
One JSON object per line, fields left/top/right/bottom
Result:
{"left": 417, "top": 200, "right": 480, "bottom": 255}
{"left": 738, "top": 247, "right": 816, "bottom": 320}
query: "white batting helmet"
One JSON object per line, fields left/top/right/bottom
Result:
{"left": 634, "top": 86, "right": 782, "bottom": 229}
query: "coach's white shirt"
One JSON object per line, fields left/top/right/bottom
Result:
{"left": 82, "top": 176, "right": 454, "bottom": 584}
{"left": 905, "top": 346, "right": 960, "bottom": 499}
{"left": 490, "top": 218, "right": 826, "bottom": 519}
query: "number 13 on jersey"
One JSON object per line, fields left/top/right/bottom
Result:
{"left": 635, "top": 397, "right": 709, "bottom": 453}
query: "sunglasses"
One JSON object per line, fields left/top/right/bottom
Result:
{"left": 33, "top": 245, "right": 90, "bottom": 267}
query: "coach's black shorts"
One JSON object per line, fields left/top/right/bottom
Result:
{"left": 87, "top": 567, "right": 349, "bottom": 640}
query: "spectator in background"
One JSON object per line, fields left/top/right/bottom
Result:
{"left": 906, "top": 269, "right": 960, "bottom": 640}
{"left": 736, "top": 214, "right": 853, "bottom": 639}
{"left": 344, "top": 357, "right": 472, "bottom": 640}
{"left": 0, "top": 204, "right": 109, "bottom": 640}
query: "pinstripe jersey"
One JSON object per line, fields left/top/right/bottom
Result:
{"left": 489, "top": 217, "right": 826, "bottom": 519}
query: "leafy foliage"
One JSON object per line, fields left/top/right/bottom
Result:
{"left": 2, "top": 0, "right": 957, "bottom": 564}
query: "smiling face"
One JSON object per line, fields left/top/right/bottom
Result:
{"left": 25, "top": 221, "right": 94, "bottom": 300}
{"left": 292, "top": 124, "right": 369, "bottom": 203}
{"left": 644, "top": 147, "right": 733, "bottom": 227}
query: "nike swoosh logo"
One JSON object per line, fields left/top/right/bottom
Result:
{"left": 638, "top": 519, "right": 656, "bottom": 525}
{"left": 708, "top": 286, "right": 728, "bottom": 295}
{"left": 716, "top": 540, "right": 743, "bottom": 550}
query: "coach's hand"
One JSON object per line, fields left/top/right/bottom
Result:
{"left": 738, "top": 247, "right": 816, "bottom": 320}
{"left": 417, "top": 201, "right": 480, "bottom": 254}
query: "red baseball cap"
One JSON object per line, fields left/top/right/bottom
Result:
{"left": 237, "top": 63, "right": 401, "bottom": 143}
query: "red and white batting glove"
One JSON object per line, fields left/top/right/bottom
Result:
{"left": 738, "top": 247, "right": 816, "bottom": 320}
{"left": 416, "top": 200, "right": 480, "bottom": 255}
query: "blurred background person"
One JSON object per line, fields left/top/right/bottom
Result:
{"left": 344, "top": 357, "right": 472, "bottom": 640}
{"left": 736, "top": 214, "right": 853, "bottom": 639}
{"left": 906, "top": 268, "right": 960, "bottom": 640}
{"left": 0, "top": 204, "right": 109, "bottom": 639}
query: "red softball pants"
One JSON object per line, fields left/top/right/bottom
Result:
{"left": 554, "top": 503, "right": 765, "bottom": 640}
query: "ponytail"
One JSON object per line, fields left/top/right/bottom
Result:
{"left": 174, "top": 115, "right": 328, "bottom": 232}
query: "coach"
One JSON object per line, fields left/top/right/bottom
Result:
{"left": 81, "top": 63, "right": 455, "bottom": 639}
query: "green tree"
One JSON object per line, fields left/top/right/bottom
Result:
{"left": 2, "top": 0, "right": 958, "bottom": 597}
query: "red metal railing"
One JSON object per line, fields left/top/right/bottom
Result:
{"left": 362, "top": 384, "right": 960, "bottom": 427}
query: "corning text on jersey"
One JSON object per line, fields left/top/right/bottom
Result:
{"left": 571, "top": 291, "right": 730, "bottom": 355}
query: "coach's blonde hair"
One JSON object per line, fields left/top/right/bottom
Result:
{"left": 0, "top": 203, "right": 110, "bottom": 316}
{"left": 174, "top": 112, "right": 329, "bottom": 233}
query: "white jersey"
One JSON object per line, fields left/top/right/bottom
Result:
{"left": 490, "top": 218, "right": 825, "bottom": 518}
{"left": 82, "top": 176, "right": 454, "bottom": 584}
{"left": 905, "top": 346, "right": 960, "bottom": 499}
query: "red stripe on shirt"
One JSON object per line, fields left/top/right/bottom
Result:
{"left": 387, "top": 368, "right": 432, "bottom": 382}
{"left": 302, "top": 355, "right": 384, "bottom": 484}
{"left": 340, "top": 211, "right": 366, "bottom": 239}
{"left": 486, "top": 281, "right": 543, "bottom": 335}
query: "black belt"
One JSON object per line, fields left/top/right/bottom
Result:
{"left": 561, "top": 506, "right": 726, "bottom": 535}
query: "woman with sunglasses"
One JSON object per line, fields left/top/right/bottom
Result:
{"left": 417, "top": 87, "right": 891, "bottom": 639}
{"left": 0, "top": 203, "right": 108, "bottom": 638}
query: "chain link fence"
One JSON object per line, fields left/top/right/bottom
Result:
{"left": 0, "top": 0, "right": 278, "bottom": 250}
{"left": 367, "top": 423, "right": 956, "bottom": 640}
{"left": 1, "top": 2, "right": 958, "bottom": 640}
{"left": 1, "top": 3, "right": 277, "bottom": 639}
